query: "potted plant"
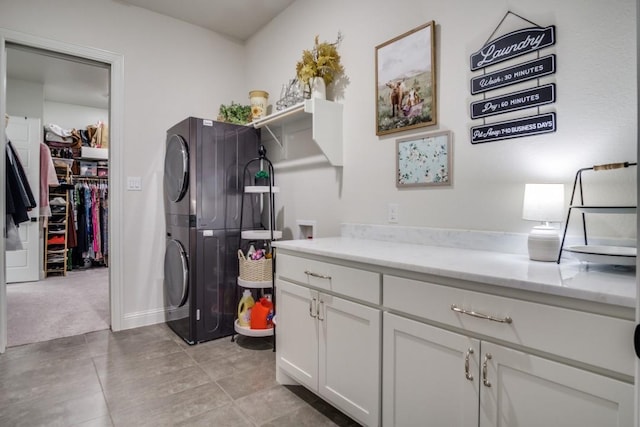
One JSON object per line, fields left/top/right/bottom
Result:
{"left": 217, "top": 102, "right": 252, "bottom": 124}
{"left": 255, "top": 170, "right": 270, "bottom": 186}
{"left": 296, "top": 32, "right": 345, "bottom": 99}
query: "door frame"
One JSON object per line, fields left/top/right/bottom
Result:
{"left": 636, "top": 2, "right": 640, "bottom": 426}
{"left": 0, "top": 28, "right": 125, "bottom": 352}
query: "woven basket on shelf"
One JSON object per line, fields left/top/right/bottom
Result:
{"left": 238, "top": 250, "right": 272, "bottom": 282}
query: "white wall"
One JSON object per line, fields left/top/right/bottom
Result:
{"left": 0, "top": 0, "right": 247, "bottom": 328}
{"left": 43, "top": 101, "right": 108, "bottom": 131}
{"left": 6, "top": 78, "right": 43, "bottom": 119}
{"left": 244, "top": 0, "right": 637, "bottom": 242}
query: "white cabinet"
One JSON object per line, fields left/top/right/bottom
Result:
{"left": 480, "top": 341, "right": 633, "bottom": 427}
{"left": 274, "top": 246, "right": 633, "bottom": 427}
{"left": 275, "top": 279, "right": 318, "bottom": 388}
{"left": 383, "top": 312, "right": 479, "bottom": 426}
{"left": 383, "top": 276, "right": 634, "bottom": 427}
{"left": 276, "top": 274, "right": 381, "bottom": 426}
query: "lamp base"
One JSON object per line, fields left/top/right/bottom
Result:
{"left": 528, "top": 225, "right": 560, "bottom": 262}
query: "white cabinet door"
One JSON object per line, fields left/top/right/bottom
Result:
{"left": 383, "top": 312, "right": 480, "bottom": 427}
{"left": 275, "top": 279, "right": 319, "bottom": 390}
{"left": 480, "top": 341, "right": 634, "bottom": 427}
{"left": 319, "top": 293, "right": 381, "bottom": 427}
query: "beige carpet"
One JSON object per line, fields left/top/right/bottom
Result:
{"left": 6, "top": 267, "right": 110, "bottom": 347}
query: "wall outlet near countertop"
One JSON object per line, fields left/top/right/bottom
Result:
{"left": 388, "top": 203, "right": 399, "bottom": 223}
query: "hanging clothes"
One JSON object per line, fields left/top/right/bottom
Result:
{"left": 91, "top": 184, "right": 102, "bottom": 260}
{"left": 6, "top": 138, "right": 36, "bottom": 226}
{"left": 100, "top": 184, "right": 108, "bottom": 258}
{"left": 39, "top": 142, "right": 59, "bottom": 219}
{"left": 71, "top": 179, "right": 108, "bottom": 266}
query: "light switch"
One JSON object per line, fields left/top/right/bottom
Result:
{"left": 127, "top": 176, "right": 142, "bottom": 191}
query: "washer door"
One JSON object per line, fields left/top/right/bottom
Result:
{"left": 164, "top": 134, "right": 189, "bottom": 203}
{"left": 164, "top": 238, "right": 189, "bottom": 308}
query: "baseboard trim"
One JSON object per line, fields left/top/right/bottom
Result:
{"left": 119, "top": 307, "right": 167, "bottom": 331}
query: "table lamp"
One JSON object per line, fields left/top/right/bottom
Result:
{"left": 522, "top": 183, "right": 565, "bottom": 261}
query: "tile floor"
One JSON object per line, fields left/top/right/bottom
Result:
{"left": 0, "top": 324, "right": 360, "bottom": 426}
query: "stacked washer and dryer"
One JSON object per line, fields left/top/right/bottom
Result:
{"left": 163, "top": 117, "right": 259, "bottom": 344}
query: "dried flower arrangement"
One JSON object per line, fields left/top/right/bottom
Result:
{"left": 295, "top": 32, "right": 345, "bottom": 87}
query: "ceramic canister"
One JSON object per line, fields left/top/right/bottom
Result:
{"left": 249, "top": 90, "right": 269, "bottom": 119}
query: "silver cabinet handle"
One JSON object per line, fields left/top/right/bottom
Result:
{"left": 482, "top": 353, "right": 492, "bottom": 387}
{"left": 309, "top": 297, "right": 317, "bottom": 318}
{"left": 304, "top": 270, "right": 332, "bottom": 280}
{"left": 450, "top": 304, "right": 513, "bottom": 324}
{"left": 317, "top": 299, "right": 325, "bottom": 321}
{"left": 464, "top": 348, "right": 474, "bottom": 381}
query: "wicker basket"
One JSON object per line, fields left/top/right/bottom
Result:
{"left": 238, "top": 250, "right": 272, "bottom": 282}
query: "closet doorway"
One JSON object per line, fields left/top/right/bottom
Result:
{"left": 4, "top": 43, "right": 111, "bottom": 347}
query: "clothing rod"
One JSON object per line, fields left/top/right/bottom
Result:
{"left": 73, "top": 176, "right": 109, "bottom": 183}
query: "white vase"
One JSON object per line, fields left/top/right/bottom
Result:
{"left": 310, "top": 77, "right": 326, "bottom": 100}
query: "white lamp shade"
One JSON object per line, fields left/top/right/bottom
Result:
{"left": 522, "top": 184, "right": 565, "bottom": 222}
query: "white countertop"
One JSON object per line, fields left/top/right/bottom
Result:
{"left": 273, "top": 237, "right": 637, "bottom": 308}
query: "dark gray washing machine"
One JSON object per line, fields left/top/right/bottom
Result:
{"left": 163, "top": 117, "right": 259, "bottom": 344}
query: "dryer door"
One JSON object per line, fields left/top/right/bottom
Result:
{"left": 164, "top": 134, "right": 189, "bottom": 203}
{"left": 164, "top": 238, "right": 189, "bottom": 308}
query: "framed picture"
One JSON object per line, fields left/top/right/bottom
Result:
{"left": 376, "top": 21, "right": 437, "bottom": 136}
{"left": 396, "top": 130, "right": 451, "bottom": 187}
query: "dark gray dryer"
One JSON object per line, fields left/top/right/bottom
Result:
{"left": 163, "top": 117, "right": 259, "bottom": 344}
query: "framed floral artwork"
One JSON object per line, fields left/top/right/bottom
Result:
{"left": 376, "top": 21, "right": 437, "bottom": 136}
{"left": 396, "top": 130, "right": 451, "bottom": 187}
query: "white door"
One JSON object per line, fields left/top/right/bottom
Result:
{"left": 480, "top": 341, "right": 633, "bottom": 427}
{"left": 383, "top": 312, "right": 480, "bottom": 427}
{"left": 6, "top": 116, "right": 41, "bottom": 283}
{"left": 275, "top": 279, "right": 319, "bottom": 390}
{"left": 319, "top": 293, "right": 381, "bottom": 427}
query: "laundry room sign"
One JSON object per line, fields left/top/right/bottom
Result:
{"left": 469, "top": 13, "right": 557, "bottom": 144}
{"left": 470, "top": 26, "right": 555, "bottom": 71}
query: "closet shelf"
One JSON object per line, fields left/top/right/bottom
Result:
{"left": 45, "top": 164, "right": 70, "bottom": 277}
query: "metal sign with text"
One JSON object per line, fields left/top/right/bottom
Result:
{"left": 470, "top": 112, "right": 556, "bottom": 144}
{"left": 470, "top": 26, "right": 556, "bottom": 71}
{"left": 470, "top": 55, "right": 556, "bottom": 95}
{"left": 470, "top": 84, "right": 556, "bottom": 119}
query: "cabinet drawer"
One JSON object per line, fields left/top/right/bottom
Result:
{"left": 276, "top": 253, "right": 381, "bottom": 305}
{"left": 384, "top": 275, "right": 634, "bottom": 377}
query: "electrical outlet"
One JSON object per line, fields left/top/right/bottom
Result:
{"left": 388, "top": 203, "right": 399, "bottom": 223}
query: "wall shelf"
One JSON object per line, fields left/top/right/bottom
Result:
{"left": 250, "top": 98, "right": 343, "bottom": 167}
